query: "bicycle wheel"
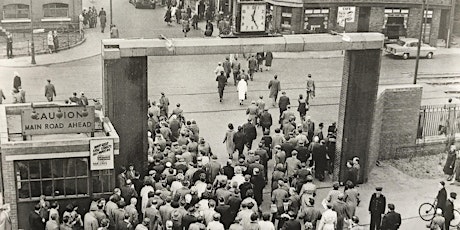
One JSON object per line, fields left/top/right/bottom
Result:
{"left": 451, "top": 209, "right": 460, "bottom": 227}
{"left": 419, "top": 202, "right": 436, "bottom": 221}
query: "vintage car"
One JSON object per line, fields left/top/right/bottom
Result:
{"left": 385, "top": 38, "right": 436, "bottom": 59}
{"left": 134, "top": 0, "right": 156, "bottom": 9}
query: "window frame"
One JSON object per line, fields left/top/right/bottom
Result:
{"left": 43, "top": 3, "right": 69, "bottom": 18}
{"left": 2, "top": 4, "right": 30, "bottom": 20}
{"left": 15, "top": 158, "right": 114, "bottom": 202}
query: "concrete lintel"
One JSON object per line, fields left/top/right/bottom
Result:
{"left": 101, "top": 33, "right": 384, "bottom": 59}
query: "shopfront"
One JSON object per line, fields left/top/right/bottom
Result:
{"left": 304, "top": 8, "right": 329, "bottom": 33}
{"left": 0, "top": 103, "right": 119, "bottom": 230}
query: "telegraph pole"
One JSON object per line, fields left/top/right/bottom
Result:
{"left": 110, "top": 0, "right": 113, "bottom": 26}
{"left": 414, "top": 0, "right": 426, "bottom": 84}
{"left": 30, "top": 0, "right": 36, "bottom": 64}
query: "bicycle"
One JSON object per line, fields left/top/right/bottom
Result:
{"left": 419, "top": 200, "right": 460, "bottom": 227}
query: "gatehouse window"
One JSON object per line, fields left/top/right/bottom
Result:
{"left": 2, "top": 4, "right": 30, "bottom": 19}
{"left": 43, "top": 3, "right": 69, "bottom": 18}
{"left": 15, "top": 158, "right": 113, "bottom": 201}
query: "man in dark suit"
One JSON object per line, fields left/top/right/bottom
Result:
{"left": 380, "top": 203, "right": 401, "bottom": 230}
{"left": 444, "top": 192, "right": 456, "bottom": 230}
{"left": 369, "top": 187, "right": 386, "bottom": 230}
{"left": 233, "top": 126, "right": 246, "bottom": 158}
{"left": 242, "top": 118, "right": 257, "bottom": 150}
{"left": 278, "top": 91, "right": 290, "bottom": 120}
{"left": 435, "top": 181, "right": 447, "bottom": 213}
{"left": 216, "top": 71, "right": 227, "bottom": 102}
{"left": 281, "top": 211, "right": 301, "bottom": 230}
{"left": 259, "top": 108, "right": 273, "bottom": 134}
{"left": 29, "top": 204, "right": 45, "bottom": 230}
{"left": 44, "top": 79, "right": 56, "bottom": 102}
{"left": 120, "top": 180, "right": 138, "bottom": 205}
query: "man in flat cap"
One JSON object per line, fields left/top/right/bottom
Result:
{"left": 380, "top": 203, "right": 401, "bottom": 230}
{"left": 369, "top": 187, "right": 386, "bottom": 230}
{"left": 242, "top": 118, "right": 257, "bottom": 150}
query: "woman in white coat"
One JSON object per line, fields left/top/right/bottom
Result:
{"left": 47, "top": 31, "right": 54, "bottom": 54}
{"left": 237, "top": 77, "right": 247, "bottom": 105}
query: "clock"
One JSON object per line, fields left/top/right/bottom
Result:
{"left": 239, "top": 2, "right": 266, "bottom": 32}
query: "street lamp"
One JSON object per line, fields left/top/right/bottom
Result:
{"left": 413, "top": 0, "right": 426, "bottom": 84}
{"left": 30, "top": 0, "right": 36, "bottom": 64}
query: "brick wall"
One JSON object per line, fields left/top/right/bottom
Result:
{"left": 291, "top": 7, "right": 303, "bottom": 33}
{"left": 335, "top": 49, "right": 382, "bottom": 183}
{"left": 368, "top": 86, "right": 423, "bottom": 169}
{"left": 369, "top": 6, "right": 384, "bottom": 32}
{"left": 407, "top": 7, "right": 422, "bottom": 38}
{"left": 2, "top": 157, "right": 18, "bottom": 230}
{"left": 429, "top": 9, "right": 441, "bottom": 47}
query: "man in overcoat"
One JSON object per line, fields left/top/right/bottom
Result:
{"left": 268, "top": 75, "right": 281, "bottom": 106}
{"left": 380, "top": 203, "right": 401, "bottom": 230}
{"left": 278, "top": 91, "right": 290, "bottom": 120}
{"left": 242, "top": 118, "right": 257, "bottom": 150}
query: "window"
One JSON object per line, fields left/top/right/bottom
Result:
{"left": 3, "top": 4, "right": 29, "bottom": 19}
{"left": 43, "top": 3, "right": 69, "bottom": 18}
{"left": 304, "top": 8, "right": 329, "bottom": 33}
{"left": 15, "top": 158, "right": 112, "bottom": 200}
{"left": 281, "top": 7, "right": 292, "bottom": 30}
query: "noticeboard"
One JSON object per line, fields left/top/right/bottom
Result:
{"left": 90, "top": 139, "right": 114, "bottom": 170}
{"left": 337, "top": 6, "right": 356, "bottom": 27}
{"left": 21, "top": 106, "right": 95, "bottom": 135}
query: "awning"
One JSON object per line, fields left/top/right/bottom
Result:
{"left": 266, "top": 0, "right": 303, "bottom": 8}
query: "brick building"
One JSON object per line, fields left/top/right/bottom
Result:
{"left": 266, "top": 0, "right": 456, "bottom": 47}
{"left": 0, "top": 0, "right": 82, "bottom": 32}
{"left": 0, "top": 103, "right": 119, "bottom": 230}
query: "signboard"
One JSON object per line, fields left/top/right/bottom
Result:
{"left": 337, "top": 6, "right": 356, "bottom": 27}
{"left": 90, "top": 139, "right": 114, "bottom": 170}
{"left": 21, "top": 106, "right": 95, "bottom": 135}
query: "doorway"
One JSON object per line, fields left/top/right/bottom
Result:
{"left": 358, "top": 7, "right": 371, "bottom": 32}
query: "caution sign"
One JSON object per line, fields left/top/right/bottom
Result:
{"left": 90, "top": 139, "right": 114, "bottom": 170}
{"left": 337, "top": 6, "right": 356, "bottom": 27}
{"left": 21, "top": 106, "right": 95, "bottom": 135}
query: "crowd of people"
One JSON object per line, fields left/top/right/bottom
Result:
{"left": 79, "top": 7, "right": 107, "bottom": 34}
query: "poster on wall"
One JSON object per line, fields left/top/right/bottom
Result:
{"left": 90, "top": 139, "right": 114, "bottom": 170}
{"left": 337, "top": 6, "right": 356, "bottom": 27}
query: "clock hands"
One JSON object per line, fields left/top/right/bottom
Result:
{"left": 252, "top": 8, "right": 258, "bottom": 28}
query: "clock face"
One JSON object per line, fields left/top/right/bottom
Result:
{"left": 240, "top": 3, "right": 266, "bottom": 32}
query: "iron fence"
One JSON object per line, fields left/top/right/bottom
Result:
{"left": 418, "top": 103, "right": 460, "bottom": 140}
{"left": 0, "top": 23, "right": 83, "bottom": 58}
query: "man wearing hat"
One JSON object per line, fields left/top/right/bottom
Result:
{"left": 369, "top": 187, "right": 386, "bottom": 230}
{"left": 251, "top": 167, "right": 265, "bottom": 206}
{"left": 435, "top": 181, "right": 447, "bottom": 213}
{"left": 248, "top": 55, "right": 257, "bottom": 81}
{"left": 214, "top": 62, "right": 225, "bottom": 76}
{"left": 242, "top": 118, "right": 257, "bottom": 150}
{"left": 278, "top": 91, "right": 290, "bottom": 121}
{"left": 216, "top": 70, "right": 227, "bottom": 102}
{"left": 159, "top": 92, "right": 170, "bottom": 117}
{"left": 44, "top": 79, "right": 56, "bottom": 102}
{"left": 380, "top": 203, "right": 401, "bottom": 230}
{"left": 259, "top": 108, "right": 273, "bottom": 133}
{"left": 444, "top": 192, "right": 456, "bottom": 230}
{"left": 246, "top": 101, "right": 259, "bottom": 125}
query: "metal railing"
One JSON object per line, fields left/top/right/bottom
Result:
{"left": 418, "top": 103, "right": 460, "bottom": 140}
{"left": 0, "top": 23, "right": 83, "bottom": 58}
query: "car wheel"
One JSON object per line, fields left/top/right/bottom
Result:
{"left": 402, "top": 53, "right": 409, "bottom": 60}
{"left": 426, "top": 52, "right": 433, "bottom": 59}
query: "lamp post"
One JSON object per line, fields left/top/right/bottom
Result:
{"left": 29, "top": 0, "right": 37, "bottom": 65}
{"left": 30, "top": 0, "right": 36, "bottom": 64}
{"left": 413, "top": 0, "right": 426, "bottom": 84}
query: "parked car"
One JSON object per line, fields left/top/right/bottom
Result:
{"left": 134, "top": 0, "right": 156, "bottom": 9}
{"left": 385, "top": 38, "right": 436, "bottom": 59}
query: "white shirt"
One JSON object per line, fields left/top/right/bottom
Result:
{"left": 206, "top": 221, "right": 225, "bottom": 230}
{"left": 258, "top": 221, "right": 275, "bottom": 230}
{"left": 231, "top": 174, "right": 245, "bottom": 187}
